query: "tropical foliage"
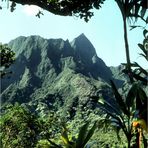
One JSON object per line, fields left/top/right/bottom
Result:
{"left": 4, "top": 0, "right": 106, "bottom": 21}
{"left": 0, "top": 44, "right": 15, "bottom": 78}
{"left": 0, "top": 103, "right": 41, "bottom": 148}
{"left": 0, "top": 103, "right": 98, "bottom": 148}
{"left": 60, "top": 121, "right": 97, "bottom": 148}
{"left": 123, "top": 29, "right": 148, "bottom": 85}
{"left": 98, "top": 80, "right": 147, "bottom": 148}
{"left": 114, "top": 0, "right": 147, "bottom": 84}
{"left": 1, "top": 1, "right": 147, "bottom": 22}
{"left": 97, "top": 29, "right": 148, "bottom": 148}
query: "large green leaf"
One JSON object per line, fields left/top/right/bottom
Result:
{"left": 48, "top": 140, "right": 63, "bottom": 148}
{"left": 136, "top": 86, "right": 147, "bottom": 121}
{"left": 143, "top": 29, "right": 148, "bottom": 38}
{"left": 138, "top": 44, "right": 147, "bottom": 55}
{"left": 98, "top": 97, "right": 123, "bottom": 117}
{"left": 110, "top": 80, "right": 129, "bottom": 116}
{"left": 113, "top": 125, "right": 122, "bottom": 141}
{"left": 126, "top": 83, "right": 138, "bottom": 108}
{"left": 140, "top": 8, "right": 147, "bottom": 18}
{"left": 60, "top": 126, "right": 73, "bottom": 147}
{"left": 75, "top": 122, "right": 89, "bottom": 147}
{"left": 97, "top": 101, "right": 126, "bottom": 133}
{"left": 138, "top": 85, "right": 147, "bottom": 103}
{"left": 136, "top": 92, "right": 144, "bottom": 113}
{"left": 139, "top": 53, "right": 147, "bottom": 60}
{"left": 75, "top": 121, "right": 97, "bottom": 148}
{"left": 126, "top": 83, "right": 147, "bottom": 122}
{"left": 82, "top": 122, "right": 97, "bottom": 148}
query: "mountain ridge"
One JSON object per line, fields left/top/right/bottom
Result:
{"left": 1, "top": 34, "right": 124, "bottom": 119}
{"left": 7, "top": 34, "right": 115, "bottom": 82}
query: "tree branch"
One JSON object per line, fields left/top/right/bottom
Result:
{"left": 9, "top": 0, "right": 72, "bottom": 16}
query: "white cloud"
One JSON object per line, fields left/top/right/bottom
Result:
{"left": 22, "top": 5, "right": 41, "bottom": 16}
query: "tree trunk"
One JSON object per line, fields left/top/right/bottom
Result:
{"left": 127, "top": 136, "right": 131, "bottom": 148}
{"left": 123, "top": 16, "right": 133, "bottom": 83}
{"left": 128, "top": 141, "right": 131, "bottom": 148}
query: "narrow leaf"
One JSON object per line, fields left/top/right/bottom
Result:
{"left": 115, "top": 126, "right": 121, "bottom": 141}
{"left": 138, "top": 86, "right": 147, "bottom": 103}
{"left": 132, "top": 73, "right": 147, "bottom": 85}
{"left": 98, "top": 101, "right": 128, "bottom": 136}
{"left": 61, "top": 127, "right": 70, "bottom": 145}
{"left": 130, "top": 25, "right": 142, "bottom": 30}
{"left": 48, "top": 139, "right": 62, "bottom": 148}
{"left": 138, "top": 44, "right": 147, "bottom": 55}
{"left": 133, "top": 62, "right": 147, "bottom": 75}
{"left": 98, "top": 97, "right": 123, "bottom": 116}
{"left": 136, "top": 92, "right": 143, "bottom": 112}
{"left": 143, "top": 29, "right": 148, "bottom": 38}
{"left": 110, "top": 80, "right": 129, "bottom": 116}
{"left": 135, "top": 4, "right": 140, "bottom": 18}
{"left": 139, "top": 53, "right": 147, "bottom": 60}
{"left": 76, "top": 122, "right": 89, "bottom": 147}
{"left": 126, "top": 83, "right": 138, "bottom": 108}
{"left": 82, "top": 122, "right": 97, "bottom": 147}
{"left": 97, "top": 102, "right": 124, "bottom": 129}
{"left": 141, "top": 8, "right": 146, "bottom": 18}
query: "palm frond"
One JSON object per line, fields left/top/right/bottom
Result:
{"left": 97, "top": 101, "right": 126, "bottom": 131}
{"left": 98, "top": 97, "right": 123, "bottom": 116}
{"left": 116, "top": 0, "right": 147, "bottom": 23}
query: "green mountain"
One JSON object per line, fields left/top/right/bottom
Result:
{"left": 1, "top": 34, "right": 124, "bottom": 118}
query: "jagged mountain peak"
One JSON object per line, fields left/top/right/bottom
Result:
{"left": 70, "top": 34, "right": 97, "bottom": 63}
{"left": 77, "top": 33, "right": 87, "bottom": 38}
{"left": 72, "top": 33, "right": 92, "bottom": 44}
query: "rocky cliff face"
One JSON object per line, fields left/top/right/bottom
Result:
{"left": 1, "top": 34, "right": 122, "bottom": 118}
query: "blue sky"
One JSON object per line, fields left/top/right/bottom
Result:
{"left": 0, "top": 1, "right": 147, "bottom": 68}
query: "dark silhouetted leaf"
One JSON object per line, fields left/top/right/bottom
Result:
{"left": 126, "top": 83, "right": 138, "bottom": 108}
{"left": 97, "top": 101, "right": 125, "bottom": 131}
{"left": 110, "top": 80, "right": 129, "bottom": 116}
{"left": 76, "top": 122, "right": 89, "bottom": 147}
{"left": 139, "top": 53, "right": 147, "bottom": 60}
{"left": 82, "top": 122, "right": 97, "bottom": 147}
{"left": 141, "top": 8, "right": 146, "bottom": 18}
{"left": 138, "top": 44, "right": 147, "bottom": 55}
{"left": 48, "top": 139, "right": 63, "bottom": 148}
{"left": 143, "top": 29, "right": 148, "bottom": 38}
